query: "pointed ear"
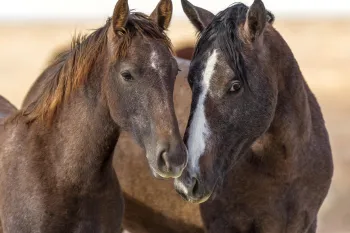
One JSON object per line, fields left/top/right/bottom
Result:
{"left": 150, "top": 0, "right": 173, "bottom": 30}
{"left": 112, "top": 0, "right": 129, "bottom": 35}
{"left": 244, "top": 0, "right": 267, "bottom": 42}
{"left": 181, "top": 0, "right": 215, "bottom": 33}
{"left": 266, "top": 11, "right": 275, "bottom": 24}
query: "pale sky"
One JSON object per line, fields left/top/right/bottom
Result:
{"left": 0, "top": 0, "right": 349, "bottom": 20}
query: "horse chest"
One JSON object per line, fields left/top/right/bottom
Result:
{"left": 200, "top": 159, "right": 317, "bottom": 233}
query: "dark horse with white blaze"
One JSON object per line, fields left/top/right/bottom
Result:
{"left": 0, "top": 0, "right": 188, "bottom": 232}
{"left": 174, "top": 0, "right": 333, "bottom": 232}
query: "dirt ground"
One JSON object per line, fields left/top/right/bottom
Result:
{"left": 0, "top": 18, "right": 349, "bottom": 232}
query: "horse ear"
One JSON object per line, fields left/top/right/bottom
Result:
{"left": 244, "top": 0, "right": 267, "bottom": 42}
{"left": 181, "top": 0, "right": 215, "bottom": 33}
{"left": 112, "top": 0, "right": 129, "bottom": 35}
{"left": 150, "top": 0, "right": 173, "bottom": 30}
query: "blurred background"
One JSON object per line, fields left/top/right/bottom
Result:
{"left": 0, "top": 0, "right": 349, "bottom": 232}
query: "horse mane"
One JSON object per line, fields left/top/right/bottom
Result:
{"left": 12, "top": 12, "right": 172, "bottom": 125}
{"left": 193, "top": 3, "right": 274, "bottom": 87}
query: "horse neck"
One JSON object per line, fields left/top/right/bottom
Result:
{"left": 252, "top": 43, "right": 313, "bottom": 173}
{"left": 32, "top": 58, "right": 119, "bottom": 184}
{"left": 274, "top": 58, "right": 312, "bottom": 144}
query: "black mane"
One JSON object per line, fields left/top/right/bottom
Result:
{"left": 193, "top": 3, "right": 274, "bottom": 85}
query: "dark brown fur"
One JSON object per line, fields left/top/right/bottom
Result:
{"left": 175, "top": 0, "right": 334, "bottom": 232}
{"left": 22, "top": 53, "right": 204, "bottom": 232}
{"left": 12, "top": 2, "right": 333, "bottom": 232}
{"left": 21, "top": 33, "right": 201, "bottom": 233}
{"left": 0, "top": 0, "right": 187, "bottom": 232}
{"left": 0, "top": 97, "right": 17, "bottom": 233}
{"left": 12, "top": 13, "right": 172, "bottom": 125}
{"left": 28, "top": 17, "right": 334, "bottom": 232}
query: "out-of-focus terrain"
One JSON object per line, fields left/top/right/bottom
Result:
{"left": 0, "top": 18, "right": 349, "bottom": 232}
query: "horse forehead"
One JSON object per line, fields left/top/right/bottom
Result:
{"left": 130, "top": 42, "right": 169, "bottom": 64}
{"left": 150, "top": 43, "right": 171, "bottom": 59}
{"left": 190, "top": 50, "right": 219, "bottom": 91}
{"left": 148, "top": 46, "right": 174, "bottom": 71}
{"left": 194, "top": 50, "right": 233, "bottom": 93}
{"left": 150, "top": 51, "right": 159, "bottom": 69}
{"left": 202, "top": 50, "right": 218, "bottom": 84}
{"left": 127, "top": 39, "right": 172, "bottom": 73}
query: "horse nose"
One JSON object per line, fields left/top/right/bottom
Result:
{"left": 156, "top": 141, "right": 187, "bottom": 178}
{"left": 174, "top": 174, "right": 200, "bottom": 201}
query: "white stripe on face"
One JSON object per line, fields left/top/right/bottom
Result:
{"left": 151, "top": 51, "right": 158, "bottom": 69}
{"left": 187, "top": 50, "right": 218, "bottom": 173}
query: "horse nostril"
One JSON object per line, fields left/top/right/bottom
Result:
{"left": 157, "top": 150, "right": 170, "bottom": 172}
{"left": 157, "top": 151, "right": 165, "bottom": 167}
{"left": 155, "top": 141, "right": 186, "bottom": 177}
{"left": 191, "top": 177, "right": 199, "bottom": 195}
{"left": 160, "top": 151, "right": 170, "bottom": 171}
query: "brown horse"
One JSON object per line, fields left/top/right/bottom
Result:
{"left": 23, "top": 49, "right": 204, "bottom": 232}
{"left": 0, "top": 0, "right": 188, "bottom": 232}
{"left": 175, "top": 0, "right": 334, "bottom": 232}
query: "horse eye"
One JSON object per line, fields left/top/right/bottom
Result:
{"left": 229, "top": 80, "right": 241, "bottom": 92}
{"left": 121, "top": 71, "right": 133, "bottom": 81}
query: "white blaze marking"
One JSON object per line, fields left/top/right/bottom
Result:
{"left": 151, "top": 51, "right": 158, "bottom": 69}
{"left": 187, "top": 50, "right": 218, "bottom": 172}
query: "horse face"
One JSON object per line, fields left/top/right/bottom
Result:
{"left": 175, "top": 0, "right": 277, "bottom": 203}
{"left": 105, "top": 0, "right": 187, "bottom": 179}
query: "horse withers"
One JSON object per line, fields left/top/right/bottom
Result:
{"left": 175, "top": 0, "right": 333, "bottom": 232}
{"left": 0, "top": 0, "right": 187, "bottom": 232}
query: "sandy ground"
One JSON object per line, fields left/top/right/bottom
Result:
{"left": 0, "top": 18, "right": 349, "bottom": 232}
